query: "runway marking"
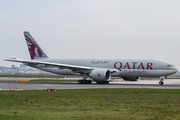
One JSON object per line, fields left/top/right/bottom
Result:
{"left": 42, "top": 84, "right": 51, "bottom": 86}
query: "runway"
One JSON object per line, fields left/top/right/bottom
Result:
{"left": 0, "top": 78, "right": 180, "bottom": 90}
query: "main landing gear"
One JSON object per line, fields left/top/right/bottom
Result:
{"left": 78, "top": 74, "right": 92, "bottom": 84}
{"left": 78, "top": 80, "right": 92, "bottom": 84}
{"left": 77, "top": 75, "right": 109, "bottom": 84}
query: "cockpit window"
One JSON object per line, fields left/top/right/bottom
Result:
{"left": 167, "top": 65, "right": 174, "bottom": 67}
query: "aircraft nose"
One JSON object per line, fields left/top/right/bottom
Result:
{"left": 171, "top": 67, "right": 178, "bottom": 74}
{"left": 175, "top": 67, "right": 178, "bottom": 72}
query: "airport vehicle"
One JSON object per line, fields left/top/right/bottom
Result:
{"left": 4, "top": 32, "right": 178, "bottom": 85}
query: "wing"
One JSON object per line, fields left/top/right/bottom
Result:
{"left": 4, "top": 58, "right": 118, "bottom": 74}
{"left": 4, "top": 58, "right": 92, "bottom": 70}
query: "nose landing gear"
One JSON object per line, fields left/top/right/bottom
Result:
{"left": 159, "top": 76, "right": 165, "bottom": 85}
{"left": 159, "top": 79, "right": 164, "bottom": 85}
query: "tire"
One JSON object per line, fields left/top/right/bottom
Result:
{"left": 78, "top": 80, "right": 82, "bottom": 84}
{"left": 87, "top": 80, "right": 91, "bottom": 84}
{"left": 85, "top": 80, "right": 89, "bottom": 84}
{"left": 159, "top": 81, "right": 161, "bottom": 85}
{"left": 159, "top": 81, "right": 164, "bottom": 85}
{"left": 161, "top": 82, "right": 164, "bottom": 85}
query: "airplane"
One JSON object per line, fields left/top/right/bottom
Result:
{"left": 4, "top": 31, "right": 178, "bottom": 85}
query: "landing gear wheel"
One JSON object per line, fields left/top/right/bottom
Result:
{"left": 85, "top": 80, "right": 89, "bottom": 84}
{"left": 82, "top": 80, "right": 85, "bottom": 84}
{"left": 159, "top": 81, "right": 164, "bottom": 85}
{"left": 78, "top": 80, "right": 82, "bottom": 84}
{"left": 89, "top": 80, "right": 92, "bottom": 84}
{"left": 159, "top": 79, "right": 164, "bottom": 85}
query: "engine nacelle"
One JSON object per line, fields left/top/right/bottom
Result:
{"left": 89, "top": 69, "right": 111, "bottom": 81}
{"left": 122, "top": 77, "right": 140, "bottom": 81}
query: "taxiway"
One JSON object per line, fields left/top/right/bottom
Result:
{"left": 0, "top": 78, "right": 180, "bottom": 90}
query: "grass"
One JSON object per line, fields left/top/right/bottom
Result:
{"left": 0, "top": 89, "right": 180, "bottom": 120}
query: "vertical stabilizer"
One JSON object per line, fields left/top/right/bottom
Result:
{"left": 24, "top": 31, "right": 48, "bottom": 60}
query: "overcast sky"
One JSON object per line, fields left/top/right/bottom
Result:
{"left": 1, "top": 0, "right": 180, "bottom": 69}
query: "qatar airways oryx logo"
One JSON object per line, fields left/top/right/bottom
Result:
{"left": 25, "top": 35, "right": 43, "bottom": 59}
{"left": 97, "top": 73, "right": 101, "bottom": 77}
{"left": 114, "top": 62, "right": 153, "bottom": 71}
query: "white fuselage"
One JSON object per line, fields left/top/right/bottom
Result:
{"left": 27, "top": 58, "right": 178, "bottom": 77}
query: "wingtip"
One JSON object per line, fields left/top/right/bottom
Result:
{"left": 3, "top": 57, "right": 17, "bottom": 61}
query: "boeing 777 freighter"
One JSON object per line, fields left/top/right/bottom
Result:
{"left": 4, "top": 32, "right": 178, "bottom": 85}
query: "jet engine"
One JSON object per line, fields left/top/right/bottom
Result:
{"left": 122, "top": 77, "right": 140, "bottom": 81}
{"left": 89, "top": 69, "right": 111, "bottom": 81}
